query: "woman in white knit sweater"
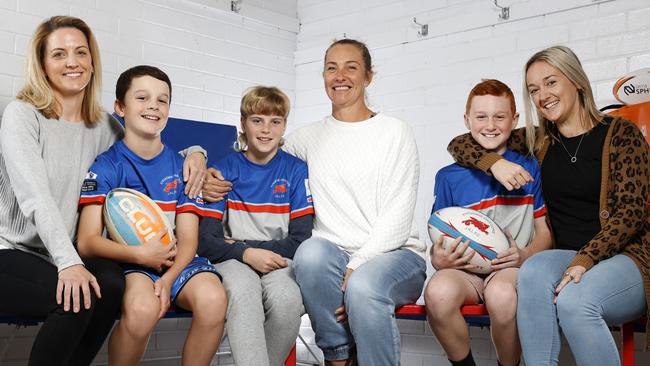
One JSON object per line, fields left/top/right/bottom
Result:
{"left": 286, "top": 39, "right": 427, "bottom": 366}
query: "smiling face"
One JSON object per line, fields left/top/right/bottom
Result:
{"left": 43, "top": 27, "right": 93, "bottom": 101}
{"left": 464, "top": 94, "right": 519, "bottom": 155}
{"left": 323, "top": 43, "right": 372, "bottom": 111}
{"left": 526, "top": 60, "right": 582, "bottom": 126}
{"left": 115, "top": 75, "right": 170, "bottom": 139}
{"left": 241, "top": 114, "right": 286, "bottom": 164}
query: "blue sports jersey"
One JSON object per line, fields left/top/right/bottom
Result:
{"left": 433, "top": 149, "right": 547, "bottom": 247}
{"left": 79, "top": 140, "right": 214, "bottom": 222}
{"left": 206, "top": 150, "right": 314, "bottom": 241}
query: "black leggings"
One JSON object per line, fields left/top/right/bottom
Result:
{"left": 0, "top": 250, "right": 125, "bottom": 366}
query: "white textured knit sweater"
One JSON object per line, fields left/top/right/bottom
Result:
{"left": 285, "top": 113, "right": 425, "bottom": 270}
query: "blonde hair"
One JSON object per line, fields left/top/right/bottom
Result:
{"left": 17, "top": 16, "right": 103, "bottom": 126}
{"left": 522, "top": 45, "right": 603, "bottom": 154}
{"left": 236, "top": 86, "right": 290, "bottom": 152}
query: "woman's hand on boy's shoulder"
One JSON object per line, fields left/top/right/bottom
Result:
{"left": 202, "top": 168, "right": 232, "bottom": 202}
{"left": 490, "top": 159, "right": 533, "bottom": 191}
{"left": 183, "top": 152, "right": 207, "bottom": 199}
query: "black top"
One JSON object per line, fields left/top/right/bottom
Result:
{"left": 541, "top": 121, "right": 610, "bottom": 251}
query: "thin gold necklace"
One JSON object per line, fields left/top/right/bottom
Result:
{"left": 557, "top": 133, "right": 585, "bottom": 163}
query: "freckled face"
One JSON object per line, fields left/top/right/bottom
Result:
{"left": 464, "top": 94, "right": 519, "bottom": 154}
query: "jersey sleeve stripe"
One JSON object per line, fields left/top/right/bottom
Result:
{"left": 79, "top": 195, "right": 105, "bottom": 206}
{"left": 533, "top": 206, "right": 548, "bottom": 218}
{"left": 289, "top": 206, "right": 314, "bottom": 219}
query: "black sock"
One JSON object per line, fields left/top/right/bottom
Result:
{"left": 449, "top": 350, "right": 476, "bottom": 366}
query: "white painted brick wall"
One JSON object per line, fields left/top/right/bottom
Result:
{"left": 0, "top": 0, "right": 297, "bottom": 126}
{"left": 294, "top": 0, "right": 650, "bottom": 365}
{"left": 0, "top": 0, "right": 297, "bottom": 365}
{"left": 2, "top": 0, "right": 650, "bottom": 365}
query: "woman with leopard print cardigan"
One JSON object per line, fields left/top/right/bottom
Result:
{"left": 447, "top": 45, "right": 649, "bottom": 366}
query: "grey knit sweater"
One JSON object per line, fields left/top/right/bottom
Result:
{"left": 0, "top": 101, "right": 122, "bottom": 271}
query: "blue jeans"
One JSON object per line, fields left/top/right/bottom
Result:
{"left": 293, "top": 237, "right": 426, "bottom": 365}
{"left": 517, "top": 250, "right": 646, "bottom": 366}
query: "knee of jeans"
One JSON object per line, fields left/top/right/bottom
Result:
{"left": 518, "top": 255, "right": 552, "bottom": 290}
{"left": 344, "top": 275, "right": 387, "bottom": 314}
{"left": 556, "top": 290, "right": 598, "bottom": 327}
{"left": 293, "top": 238, "right": 334, "bottom": 278}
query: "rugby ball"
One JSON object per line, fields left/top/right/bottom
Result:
{"left": 103, "top": 188, "right": 175, "bottom": 246}
{"left": 428, "top": 206, "right": 509, "bottom": 274}
{"left": 613, "top": 68, "right": 650, "bottom": 105}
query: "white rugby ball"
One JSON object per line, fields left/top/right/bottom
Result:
{"left": 613, "top": 68, "right": 650, "bottom": 105}
{"left": 428, "top": 206, "right": 509, "bottom": 274}
{"left": 103, "top": 188, "right": 175, "bottom": 246}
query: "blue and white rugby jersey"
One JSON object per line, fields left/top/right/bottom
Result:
{"left": 206, "top": 150, "right": 314, "bottom": 241}
{"left": 433, "top": 149, "right": 547, "bottom": 247}
{"left": 79, "top": 140, "right": 215, "bottom": 224}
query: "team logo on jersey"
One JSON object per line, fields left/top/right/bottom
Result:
{"left": 160, "top": 175, "right": 180, "bottom": 195}
{"left": 272, "top": 178, "right": 290, "bottom": 199}
{"left": 81, "top": 171, "right": 98, "bottom": 192}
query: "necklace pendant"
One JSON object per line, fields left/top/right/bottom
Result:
{"left": 570, "top": 156, "right": 577, "bottom": 163}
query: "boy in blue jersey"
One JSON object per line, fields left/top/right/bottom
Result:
{"left": 424, "top": 80, "right": 552, "bottom": 366}
{"left": 198, "top": 86, "right": 313, "bottom": 366}
{"left": 76, "top": 65, "right": 226, "bottom": 366}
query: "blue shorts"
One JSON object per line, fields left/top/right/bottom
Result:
{"left": 123, "top": 256, "right": 221, "bottom": 302}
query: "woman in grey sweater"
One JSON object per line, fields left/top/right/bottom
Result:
{"left": 0, "top": 16, "right": 205, "bottom": 365}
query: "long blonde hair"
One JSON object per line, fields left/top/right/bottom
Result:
{"left": 17, "top": 16, "right": 103, "bottom": 126}
{"left": 522, "top": 45, "right": 603, "bottom": 154}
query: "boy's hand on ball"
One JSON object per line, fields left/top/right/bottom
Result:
{"left": 138, "top": 230, "right": 177, "bottom": 272}
{"left": 491, "top": 231, "right": 525, "bottom": 269}
{"left": 430, "top": 236, "right": 476, "bottom": 270}
{"left": 243, "top": 248, "right": 287, "bottom": 273}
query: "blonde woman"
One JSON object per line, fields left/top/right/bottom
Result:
{"left": 447, "top": 45, "right": 649, "bottom": 366}
{"left": 0, "top": 16, "right": 205, "bottom": 365}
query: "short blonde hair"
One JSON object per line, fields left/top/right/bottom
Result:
{"left": 236, "top": 86, "right": 289, "bottom": 151}
{"left": 522, "top": 45, "right": 603, "bottom": 154}
{"left": 17, "top": 16, "right": 103, "bottom": 126}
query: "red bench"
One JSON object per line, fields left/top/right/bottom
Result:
{"left": 394, "top": 303, "right": 644, "bottom": 366}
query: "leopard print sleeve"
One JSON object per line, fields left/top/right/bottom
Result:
{"left": 570, "top": 119, "right": 650, "bottom": 270}
{"left": 447, "top": 127, "right": 529, "bottom": 173}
